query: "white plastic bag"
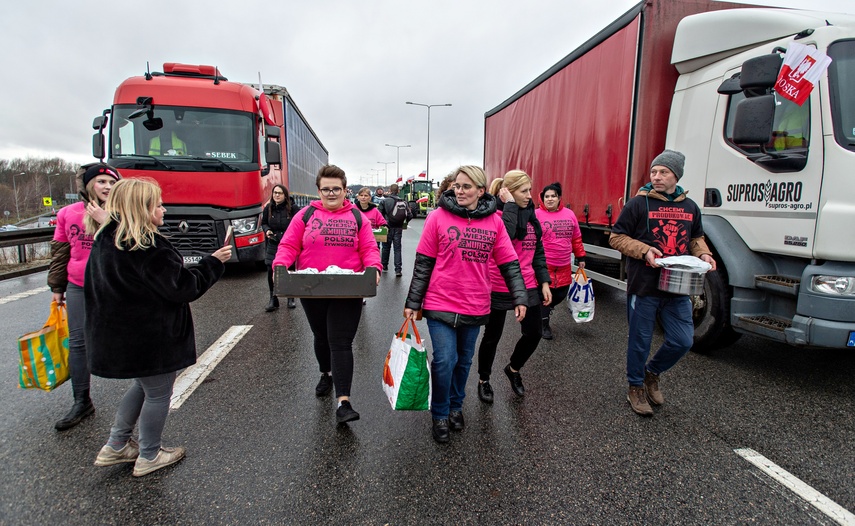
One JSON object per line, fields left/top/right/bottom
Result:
{"left": 567, "top": 268, "right": 595, "bottom": 323}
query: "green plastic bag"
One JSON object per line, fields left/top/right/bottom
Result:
{"left": 382, "top": 319, "right": 431, "bottom": 410}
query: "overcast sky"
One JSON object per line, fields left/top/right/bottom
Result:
{"left": 1, "top": 0, "right": 851, "bottom": 187}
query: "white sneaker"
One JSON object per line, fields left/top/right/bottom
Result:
{"left": 132, "top": 446, "right": 186, "bottom": 477}
{"left": 94, "top": 438, "right": 140, "bottom": 466}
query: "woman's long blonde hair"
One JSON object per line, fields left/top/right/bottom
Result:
{"left": 99, "top": 178, "right": 162, "bottom": 251}
{"left": 490, "top": 169, "right": 531, "bottom": 196}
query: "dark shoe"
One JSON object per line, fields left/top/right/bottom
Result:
{"left": 504, "top": 365, "right": 525, "bottom": 397}
{"left": 628, "top": 386, "right": 653, "bottom": 416}
{"left": 542, "top": 318, "right": 553, "bottom": 340}
{"left": 315, "top": 374, "right": 333, "bottom": 397}
{"left": 55, "top": 392, "right": 95, "bottom": 431}
{"left": 286, "top": 298, "right": 296, "bottom": 309}
{"left": 395, "top": 271, "right": 402, "bottom": 277}
{"left": 644, "top": 370, "right": 664, "bottom": 406}
{"left": 382, "top": 265, "right": 389, "bottom": 272}
{"left": 477, "top": 381, "right": 494, "bottom": 403}
{"left": 265, "top": 296, "right": 279, "bottom": 312}
{"left": 448, "top": 410, "right": 464, "bottom": 431}
{"left": 432, "top": 419, "right": 450, "bottom": 443}
{"left": 336, "top": 400, "right": 360, "bottom": 424}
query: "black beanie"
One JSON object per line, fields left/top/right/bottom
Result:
{"left": 82, "top": 163, "right": 120, "bottom": 188}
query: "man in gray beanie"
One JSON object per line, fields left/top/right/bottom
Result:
{"left": 608, "top": 149, "right": 716, "bottom": 417}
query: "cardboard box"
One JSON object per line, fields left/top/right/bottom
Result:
{"left": 373, "top": 227, "right": 388, "bottom": 243}
{"left": 274, "top": 267, "right": 377, "bottom": 298}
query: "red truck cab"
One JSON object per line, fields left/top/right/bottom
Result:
{"left": 92, "top": 63, "right": 286, "bottom": 264}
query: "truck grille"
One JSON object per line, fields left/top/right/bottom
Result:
{"left": 159, "top": 218, "right": 218, "bottom": 254}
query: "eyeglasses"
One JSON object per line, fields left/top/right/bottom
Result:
{"left": 272, "top": 191, "right": 284, "bottom": 195}
{"left": 452, "top": 183, "right": 476, "bottom": 191}
{"left": 319, "top": 187, "right": 344, "bottom": 196}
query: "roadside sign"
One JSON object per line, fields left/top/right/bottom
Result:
{"left": 42, "top": 197, "right": 52, "bottom": 206}
{"left": 64, "top": 193, "right": 78, "bottom": 201}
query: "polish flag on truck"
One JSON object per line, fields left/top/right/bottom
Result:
{"left": 775, "top": 42, "right": 832, "bottom": 106}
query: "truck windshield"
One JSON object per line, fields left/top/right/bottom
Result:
{"left": 827, "top": 40, "right": 855, "bottom": 153}
{"left": 110, "top": 106, "right": 256, "bottom": 165}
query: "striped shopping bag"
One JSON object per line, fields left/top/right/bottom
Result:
{"left": 18, "top": 301, "right": 69, "bottom": 391}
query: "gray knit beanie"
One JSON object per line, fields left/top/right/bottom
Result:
{"left": 650, "top": 150, "right": 685, "bottom": 180}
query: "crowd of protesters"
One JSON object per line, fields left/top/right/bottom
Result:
{"left": 44, "top": 150, "right": 714, "bottom": 463}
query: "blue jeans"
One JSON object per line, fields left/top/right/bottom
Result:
{"left": 426, "top": 319, "right": 482, "bottom": 420}
{"left": 626, "top": 294, "right": 693, "bottom": 386}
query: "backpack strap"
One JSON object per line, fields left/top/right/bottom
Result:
{"left": 302, "top": 205, "right": 362, "bottom": 230}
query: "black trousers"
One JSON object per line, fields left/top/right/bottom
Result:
{"left": 381, "top": 227, "right": 403, "bottom": 272}
{"left": 477, "top": 303, "right": 543, "bottom": 381}
{"left": 300, "top": 298, "right": 363, "bottom": 397}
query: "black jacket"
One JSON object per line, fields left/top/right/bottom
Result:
{"left": 262, "top": 199, "right": 300, "bottom": 265}
{"left": 84, "top": 221, "right": 225, "bottom": 379}
{"left": 491, "top": 200, "right": 551, "bottom": 309}
{"left": 405, "top": 190, "right": 527, "bottom": 326}
{"left": 381, "top": 193, "right": 409, "bottom": 228}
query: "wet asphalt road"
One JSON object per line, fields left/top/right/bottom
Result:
{"left": 1, "top": 217, "right": 854, "bottom": 525}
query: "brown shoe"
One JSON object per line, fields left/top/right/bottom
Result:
{"left": 644, "top": 370, "right": 664, "bottom": 406}
{"left": 627, "top": 386, "right": 653, "bottom": 416}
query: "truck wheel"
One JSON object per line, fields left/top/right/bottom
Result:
{"left": 691, "top": 268, "right": 741, "bottom": 352}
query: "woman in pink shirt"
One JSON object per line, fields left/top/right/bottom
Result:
{"left": 476, "top": 171, "right": 552, "bottom": 404}
{"left": 355, "top": 186, "right": 387, "bottom": 251}
{"left": 47, "top": 163, "right": 120, "bottom": 430}
{"left": 273, "top": 165, "right": 381, "bottom": 425}
{"left": 535, "top": 182, "right": 586, "bottom": 339}
{"left": 403, "top": 165, "right": 527, "bottom": 444}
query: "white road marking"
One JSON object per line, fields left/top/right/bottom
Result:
{"left": 735, "top": 448, "right": 855, "bottom": 525}
{"left": 170, "top": 325, "right": 252, "bottom": 410}
{"left": 0, "top": 286, "right": 51, "bottom": 305}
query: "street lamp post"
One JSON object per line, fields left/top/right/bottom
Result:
{"left": 385, "top": 144, "right": 411, "bottom": 185}
{"left": 377, "top": 161, "right": 394, "bottom": 187}
{"left": 405, "top": 102, "right": 451, "bottom": 182}
{"left": 12, "top": 172, "right": 25, "bottom": 222}
{"left": 368, "top": 169, "right": 380, "bottom": 187}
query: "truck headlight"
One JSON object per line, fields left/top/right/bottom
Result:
{"left": 230, "top": 217, "right": 259, "bottom": 235}
{"left": 810, "top": 275, "right": 855, "bottom": 296}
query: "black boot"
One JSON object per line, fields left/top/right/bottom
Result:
{"left": 287, "top": 298, "right": 296, "bottom": 309}
{"left": 265, "top": 295, "right": 279, "bottom": 312}
{"left": 542, "top": 306, "right": 553, "bottom": 340}
{"left": 55, "top": 389, "right": 95, "bottom": 431}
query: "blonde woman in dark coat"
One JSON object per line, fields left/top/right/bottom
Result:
{"left": 86, "top": 178, "right": 231, "bottom": 477}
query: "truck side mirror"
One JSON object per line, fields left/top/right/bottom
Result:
{"left": 740, "top": 54, "right": 783, "bottom": 94}
{"left": 265, "top": 125, "right": 281, "bottom": 138}
{"left": 92, "top": 132, "right": 105, "bottom": 160}
{"left": 733, "top": 94, "right": 808, "bottom": 173}
{"left": 92, "top": 116, "right": 108, "bottom": 130}
{"left": 732, "top": 95, "right": 775, "bottom": 145}
{"left": 265, "top": 140, "right": 281, "bottom": 166}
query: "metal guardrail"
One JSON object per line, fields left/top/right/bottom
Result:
{"left": 0, "top": 226, "right": 55, "bottom": 263}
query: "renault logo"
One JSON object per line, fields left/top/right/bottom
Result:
{"left": 178, "top": 221, "right": 190, "bottom": 234}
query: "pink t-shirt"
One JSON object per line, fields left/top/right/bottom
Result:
{"left": 52, "top": 202, "right": 93, "bottom": 287}
{"left": 358, "top": 206, "right": 387, "bottom": 229}
{"left": 417, "top": 207, "right": 518, "bottom": 316}
{"left": 489, "top": 210, "right": 538, "bottom": 292}
{"left": 272, "top": 200, "right": 382, "bottom": 272}
{"left": 535, "top": 207, "right": 583, "bottom": 267}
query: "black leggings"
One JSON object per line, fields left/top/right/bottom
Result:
{"left": 547, "top": 284, "right": 570, "bottom": 310}
{"left": 266, "top": 265, "right": 275, "bottom": 294}
{"left": 301, "top": 298, "right": 363, "bottom": 397}
{"left": 477, "top": 303, "right": 543, "bottom": 381}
